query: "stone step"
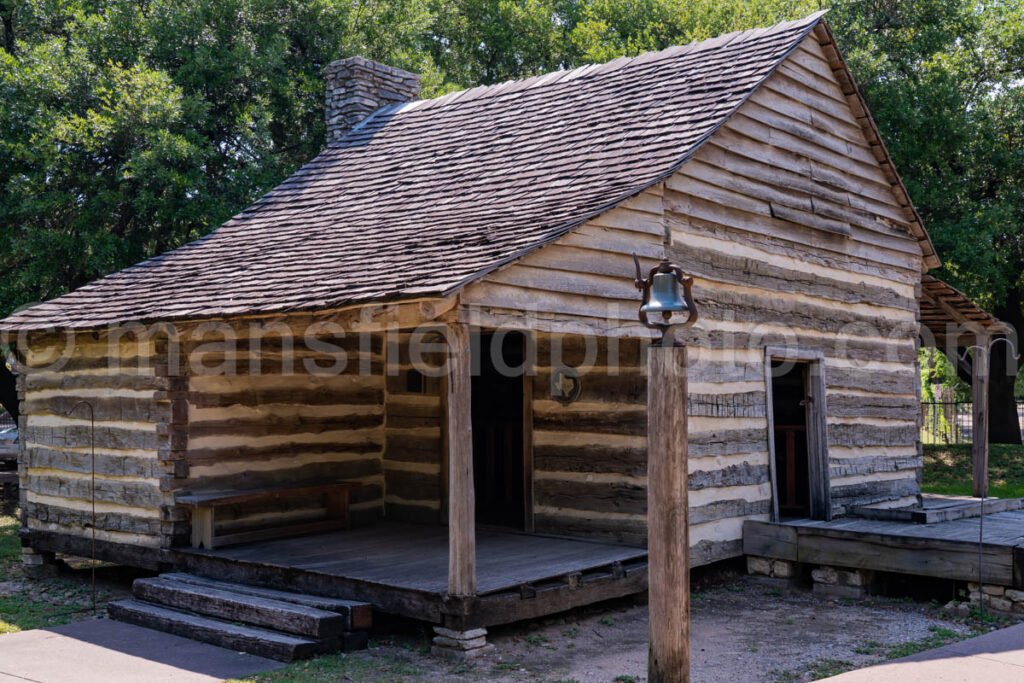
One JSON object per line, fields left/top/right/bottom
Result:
{"left": 132, "top": 577, "right": 346, "bottom": 640}
{"left": 108, "top": 600, "right": 328, "bottom": 662}
{"left": 158, "top": 572, "right": 372, "bottom": 630}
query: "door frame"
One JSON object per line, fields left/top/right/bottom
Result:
{"left": 764, "top": 346, "right": 831, "bottom": 521}
{"left": 442, "top": 330, "right": 535, "bottom": 531}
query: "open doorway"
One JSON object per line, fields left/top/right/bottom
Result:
{"left": 471, "top": 332, "right": 528, "bottom": 529}
{"left": 766, "top": 352, "right": 830, "bottom": 521}
{"left": 771, "top": 360, "right": 811, "bottom": 517}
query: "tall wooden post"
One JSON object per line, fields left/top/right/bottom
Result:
{"left": 447, "top": 322, "right": 476, "bottom": 597}
{"left": 647, "top": 343, "right": 689, "bottom": 683}
{"left": 972, "top": 335, "right": 990, "bottom": 498}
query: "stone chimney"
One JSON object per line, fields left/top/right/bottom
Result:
{"left": 324, "top": 56, "right": 421, "bottom": 144}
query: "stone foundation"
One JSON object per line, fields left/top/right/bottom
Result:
{"left": 21, "top": 546, "right": 57, "bottom": 578}
{"left": 967, "top": 583, "right": 1024, "bottom": 615}
{"left": 810, "top": 565, "right": 869, "bottom": 599}
{"left": 748, "top": 556, "right": 872, "bottom": 599}
{"left": 746, "top": 556, "right": 796, "bottom": 579}
{"left": 431, "top": 626, "right": 493, "bottom": 659}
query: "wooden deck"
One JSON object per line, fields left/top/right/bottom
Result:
{"left": 175, "top": 522, "right": 648, "bottom": 630}
{"left": 852, "top": 495, "right": 1024, "bottom": 524}
{"left": 744, "top": 509, "right": 1024, "bottom": 587}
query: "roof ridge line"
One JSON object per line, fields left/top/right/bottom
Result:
{"left": 391, "top": 10, "right": 829, "bottom": 117}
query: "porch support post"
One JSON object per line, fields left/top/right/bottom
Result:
{"left": 972, "top": 334, "right": 990, "bottom": 498}
{"left": 647, "top": 343, "right": 690, "bottom": 683}
{"left": 446, "top": 322, "right": 476, "bottom": 597}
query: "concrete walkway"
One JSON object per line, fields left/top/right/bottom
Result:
{"left": 823, "top": 622, "right": 1024, "bottom": 682}
{"left": 0, "top": 618, "right": 284, "bottom": 683}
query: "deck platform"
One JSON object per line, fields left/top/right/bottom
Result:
{"left": 744, "top": 509, "right": 1024, "bottom": 587}
{"left": 174, "top": 522, "right": 648, "bottom": 630}
{"left": 852, "top": 494, "right": 1024, "bottom": 524}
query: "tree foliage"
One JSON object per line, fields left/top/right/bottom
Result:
{"left": 1, "top": 2, "right": 1023, "bottom": 424}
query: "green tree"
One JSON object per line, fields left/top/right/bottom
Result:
{"left": 0, "top": 0, "right": 440, "bottom": 317}
{"left": 830, "top": 0, "right": 1024, "bottom": 442}
{"left": 1, "top": 0, "right": 1022, "bottom": 440}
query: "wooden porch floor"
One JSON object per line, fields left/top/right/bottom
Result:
{"left": 744, "top": 508, "right": 1024, "bottom": 587}
{"left": 174, "top": 522, "right": 648, "bottom": 629}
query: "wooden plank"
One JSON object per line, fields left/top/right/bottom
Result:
{"left": 214, "top": 518, "right": 349, "bottom": 549}
{"left": 763, "top": 353, "right": 780, "bottom": 522}
{"left": 807, "top": 359, "right": 831, "bottom": 520}
{"left": 646, "top": 344, "right": 690, "bottom": 683}
{"left": 177, "top": 482, "right": 358, "bottom": 508}
{"left": 446, "top": 322, "right": 475, "bottom": 597}
{"left": 132, "top": 577, "right": 349, "bottom": 640}
{"left": 1014, "top": 546, "right": 1024, "bottom": 589}
{"left": 795, "top": 527, "right": 1014, "bottom": 585}
{"left": 742, "top": 520, "right": 798, "bottom": 561}
{"left": 523, "top": 372, "right": 535, "bottom": 533}
{"left": 28, "top": 528, "right": 161, "bottom": 570}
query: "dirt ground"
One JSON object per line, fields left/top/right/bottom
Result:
{"left": 245, "top": 571, "right": 1011, "bottom": 683}
{"left": 1, "top": 517, "right": 1012, "bottom": 683}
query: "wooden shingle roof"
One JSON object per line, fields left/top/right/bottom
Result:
{"left": 919, "top": 275, "right": 1010, "bottom": 346}
{"left": 4, "top": 12, "right": 866, "bottom": 332}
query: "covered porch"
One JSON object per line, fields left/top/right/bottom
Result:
{"left": 174, "top": 522, "right": 648, "bottom": 631}
{"left": 172, "top": 309, "right": 653, "bottom": 642}
{"left": 918, "top": 275, "right": 1013, "bottom": 496}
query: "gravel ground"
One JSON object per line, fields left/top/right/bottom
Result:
{"left": 253, "top": 572, "right": 1011, "bottom": 683}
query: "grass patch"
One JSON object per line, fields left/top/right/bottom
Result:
{"left": 0, "top": 513, "right": 109, "bottom": 634}
{"left": 0, "top": 513, "right": 20, "bottom": 572}
{"left": 923, "top": 444, "right": 1024, "bottom": 498}
{"left": 885, "top": 626, "right": 966, "bottom": 659}
{"left": 229, "top": 651, "right": 430, "bottom": 683}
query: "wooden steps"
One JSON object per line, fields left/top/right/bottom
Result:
{"left": 109, "top": 573, "right": 372, "bottom": 661}
{"left": 852, "top": 496, "right": 1024, "bottom": 524}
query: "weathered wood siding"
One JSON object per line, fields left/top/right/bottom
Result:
{"left": 181, "top": 320, "right": 386, "bottom": 535}
{"left": 668, "top": 31, "right": 923, "bottom": 519}
{"left": 531, "top": 335, "right": 649, "bottom": 546}
{"left": 18, "top": 331, "right": 171, "bottom": 562}
{"left": 461, "top": 188, "right": 666, "bottom": 337}
{"left": 466, "top": 31, "right": 924, "bottom": 561}
{"left": 528, "top": 334, "right": 773, "bottom": 563}
{"left": 382, "top": 332, "right": 444, "bottom": 521}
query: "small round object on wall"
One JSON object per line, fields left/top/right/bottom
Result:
{"left": 551, "top": 367, "right": 582, "bottom": 406}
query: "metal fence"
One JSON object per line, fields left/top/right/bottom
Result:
{"left": 920, "top": 400, "right": 1024, "bottom": 445}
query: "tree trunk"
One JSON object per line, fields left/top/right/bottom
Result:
{"left": 991, "top": 290, "right": 1023, "bottom": 445}
{"left": 0, "top": 2, "right": 14, "bottom": 56}
{"left": 0, "top": 362, "right": 17, "bottom": 421}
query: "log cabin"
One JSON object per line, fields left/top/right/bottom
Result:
{"left": 0, "top": 12, "right": 1007, "bottom": 656}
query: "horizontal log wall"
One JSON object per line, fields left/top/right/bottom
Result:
{"left": 532, "top": 335, "right": 649, "bottom": 546}
{"left": 182, "top": 321, "right": 386, "bottom": 535}
{"left": 460, "top": 188, "right": 666, "bottom": 338}
{"left": 669, "top": 32, "right": 923, "bottom": 518}
{"left": 530, "top": 335, "right": 773, "bottom": 564}
{"left": 20, "top": 331, "right": 169, "bottom": 560}
{"left": 469, "top": 30, "right": 925, "bottom": 561}
{"left": 382, "top": 333, "right": 444, "bottom": 521}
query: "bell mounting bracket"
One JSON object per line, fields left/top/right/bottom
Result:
{"left": 632, "top": 254, "right": 698, "bottom": 344}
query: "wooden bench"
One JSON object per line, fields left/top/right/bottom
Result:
{"left": 177, "top": 482, "right": 358, "bottom": 550}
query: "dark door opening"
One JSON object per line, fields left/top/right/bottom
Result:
{"left": 771, "top": 360, "right": 810, "bottom": 518}
{"left": 471, "top": 332, "right": 526, "bottom": 529}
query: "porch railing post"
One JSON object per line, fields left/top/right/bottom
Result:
{"left": 972, "top": 335, "right": 990, "bottom": 497}
{"left": 446, "top": 322, "right": 476, "bottom": 597}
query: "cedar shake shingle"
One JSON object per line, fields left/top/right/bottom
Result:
{"left": 2, "top": 12, "right": 829, "bottom": 332}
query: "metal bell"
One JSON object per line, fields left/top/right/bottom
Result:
{"left": 640, "top": 271, "right": 689, "bottom": 315}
